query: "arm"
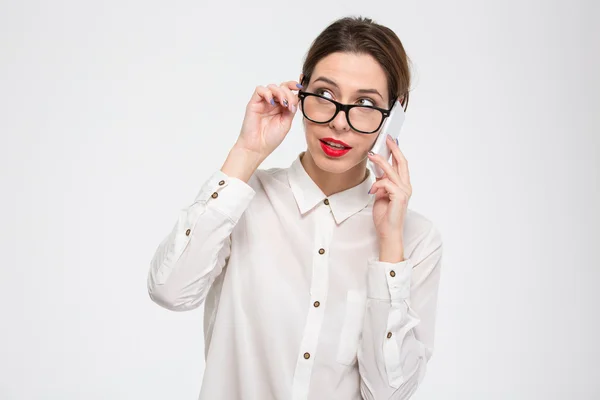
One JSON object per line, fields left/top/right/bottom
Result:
{"left": 147, "top": 148, "right": 259, "bottom": 312}
{"left": 147, "top": 77, "right": 301, "bottom": 311}
{"left": 358, "top": 225, "right": 443, "bottom": 399}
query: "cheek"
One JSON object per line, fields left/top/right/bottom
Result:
{"left": 303, "top": 122, "right": 323, "bottom": 144}
{"left": 357, "top": 135, "right": 377, "bottom": 153}
{"left": 303, "top": 121, "right": 377, "bottom": 156}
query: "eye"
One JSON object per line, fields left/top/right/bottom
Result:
{"left": 315, "top": 89, "right": 334, "bottom": 99}
{"left": 357, "top": 98, "right": 375, "bottom": 107}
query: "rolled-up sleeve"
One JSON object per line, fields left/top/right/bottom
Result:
{"left": 147, "top": 170, "right": 255, "bottom": 311}
{"left": 359, "top": 225, "right": 443, "bottom": 399}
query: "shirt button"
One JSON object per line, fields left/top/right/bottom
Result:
{"left": 323, "top": 199, "right": 329, "bottom": 205}
{"left": 318, "top": 248, "right": 325, "bottom": 255}
{"left": 313, "top": 301, "right": 320, "bottom": 308}
{"left": 185, "top": 229, "right": 191, "bottom": 236}
{"left": 390, "top": 270, "right": 396, "bottom": 277}
{"left": 218, "top": 180, "right": 225, "bottom": 186}
{"left": 303, "top": 352, "right": 310, "bottom": 359}
{"left": 211, "top": 192, "right": 219, "bottom": 199}
{"left": 387, "top": 332, "right": 393, "bottom": 339}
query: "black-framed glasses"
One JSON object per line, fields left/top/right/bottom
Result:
{"left": 298, "top": 90, "right": 395, "bottom": 134}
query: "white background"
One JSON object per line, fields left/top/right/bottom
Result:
{"left": 1, "top": 0, "right": 599, "bottom": 399}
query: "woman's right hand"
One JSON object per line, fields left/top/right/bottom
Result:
{"left": 235, "top": 81, "right": 302, "bottom": 160}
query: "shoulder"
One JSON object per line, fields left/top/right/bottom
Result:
{"left": 246, "top": 165, "right": 292, "bottom": 192}
{"left": 405, "top": 209, "right": 441, "bottom": 238}
{"left": 404, "top": 208, "right": 443, "bottom": 258}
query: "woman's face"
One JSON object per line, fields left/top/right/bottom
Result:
{"left": 300, "top": 52, "right": 390, "bottom": 174}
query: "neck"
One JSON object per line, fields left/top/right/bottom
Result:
{"left": 301, "top": 151, "right": 369, "bottom": 196}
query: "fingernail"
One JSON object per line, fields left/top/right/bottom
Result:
{"left": 368, "top": 151, "right": 374, "bottom": 156}
{"left": 296, "top": 83, "right": 303, "bottom": 89}
{"left": 395, "top": 138, "right": 399, "bottom": 145}
{"left": 283, "top": 99, "right": 289, "bottom": 107}
{"left": 367, "top": 188, "right": 371, "bottom": 194}
{"left": 270, "top": 98, "right": 275, "bottom": 106}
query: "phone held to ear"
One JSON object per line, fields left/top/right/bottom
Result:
{"left": 368, "top": 100, "right": 406, "bottom": 178}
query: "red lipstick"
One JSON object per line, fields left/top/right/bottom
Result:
{"left": 319, "top": 137, "right": 352, "bottom": 158}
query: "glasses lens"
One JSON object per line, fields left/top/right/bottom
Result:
{"left": 302, "top": 95, "right": 336, "bottom": 123}
{"left": 302, "top": 94, "right": 383, "bottom": 133}
{"left": 348, "top": 106, "right": 383, "bottom": 133}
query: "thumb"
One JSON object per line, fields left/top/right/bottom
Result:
{"left": 279, "top": 105, "right": 297, "bottom": 127}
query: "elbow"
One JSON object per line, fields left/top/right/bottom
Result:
{"left": 424, "top": 346, "right": 434, "bottom": 363}
{"left": 147, "top": 280, "right": 202, "bottom": 312}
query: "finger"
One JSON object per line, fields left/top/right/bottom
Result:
{"left": 280, "top": 80, "right": 304, "bottom": 92}
{"left": 368, "top": 177, "right": 386, "bottom": 197}
{"left": 368, "top": 150, "right": 401, "bottom": 186}
{"left": 267, "top": 84, "right": 293, "bottom": 112}
{"left": 387, "top": 136, "right": 411, "bottom": 185}
{"left": 278, "top": 83, "right": 299, "bottom": 113}
{"left": 369, "top": 177, "right": 410, "bottom": 200}
{"left": 391, "top": 144, "right": 399, "bottom": 172}
{"left": 253, "top": 85, "right": 276, "bottom": 107}
{"left": 368, "top": 178, "right": 397, "bottom": 198}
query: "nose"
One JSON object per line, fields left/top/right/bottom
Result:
{"left": 329, "top": 108, "right": 351, "bottom": 132}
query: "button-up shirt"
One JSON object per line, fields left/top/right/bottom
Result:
{"left": 147, "top": 153, "right": 444, "bottom": 400}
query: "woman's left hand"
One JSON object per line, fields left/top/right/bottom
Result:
{"left": 367, "top": 135, "right": 412, "bottom": 262}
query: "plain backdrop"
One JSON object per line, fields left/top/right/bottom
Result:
{"left": 1, "top": 0, "right": 599, "bottom": 399}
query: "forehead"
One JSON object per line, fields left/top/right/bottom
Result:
{"left": 311, "top": 52, "right": 388, "bottom": 94}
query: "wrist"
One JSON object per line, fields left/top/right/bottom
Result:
{"left": 221, "top": 145, "right": 264, "bottom": 183}
{"left": 378, "top": 238, "right": 405, "bottom": 263}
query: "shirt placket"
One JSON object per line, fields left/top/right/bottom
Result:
{"left": 291, "top": 199, "right": 335, "bottom": 400}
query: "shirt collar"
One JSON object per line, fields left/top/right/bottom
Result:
{"left": 287, "top": 153, "right": 373, "bottom": 224}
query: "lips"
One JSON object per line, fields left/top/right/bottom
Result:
{"left": 320, "top": 137, "right": 352, "bottom": 149}
{"left": 319, "top": 137, "right": 352, "bottom": 158}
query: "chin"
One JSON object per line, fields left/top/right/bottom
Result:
{"left": 307, "top": 144, "right": 364, "bottom": 175}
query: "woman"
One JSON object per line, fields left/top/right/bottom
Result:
{"left": 148, "top": 16, "right": 443, "bottom": 400}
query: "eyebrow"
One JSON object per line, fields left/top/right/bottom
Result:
{"left": 313, "top": 76, "right": 384, "bottom": 100}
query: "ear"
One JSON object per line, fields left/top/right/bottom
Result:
{"left": 400, "top": 92, "right": 409, "bottom": 107}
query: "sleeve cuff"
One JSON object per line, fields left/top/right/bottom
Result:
{"left": 193, "top": 170, "right": 256, "bottom": 223}
{"left": 367, "top": 258, "right": 413, "bottom": 301}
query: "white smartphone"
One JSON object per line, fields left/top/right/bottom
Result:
{"left": 368, "top": 100, "right": 406, "bottom": 178}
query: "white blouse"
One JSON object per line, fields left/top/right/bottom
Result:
{"left": 147, "top": 153, "right": 444, "bottom": 400}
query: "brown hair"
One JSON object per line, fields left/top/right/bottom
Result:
{"left": 301, "top": 16, "right": 411, "bottom": 111}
